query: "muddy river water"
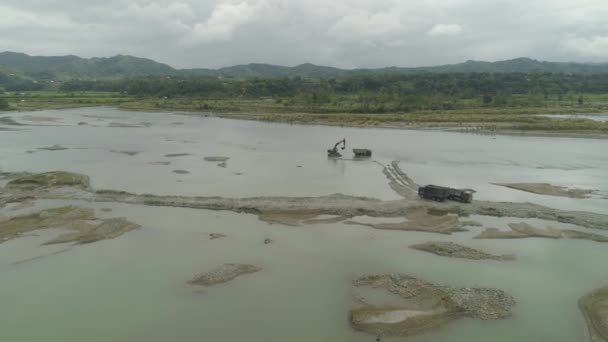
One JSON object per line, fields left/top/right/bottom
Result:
{"left": 1, "top": 107, "right": 608, "bottom": 342}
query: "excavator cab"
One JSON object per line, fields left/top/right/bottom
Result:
{"left": 328, "top": 138, "right": 346, "bottom": 158}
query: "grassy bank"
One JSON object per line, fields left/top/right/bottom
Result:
{"left": 2, "top": 91, "right": 131, "bottom": 111}
{"left": 119, "top": 96, "right": 608, "bottom": 133}
{"left": 2, "top": 91, "right": 607, "bottom": 133}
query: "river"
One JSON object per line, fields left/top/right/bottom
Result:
{"left": 1, "top": 107, "right": 608, "bottom": 342}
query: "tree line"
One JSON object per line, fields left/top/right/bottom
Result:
{"left": 56, "top": 73, "right": 608, "bottom": 99}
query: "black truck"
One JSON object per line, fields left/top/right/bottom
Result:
{"left": 418, "top": 185, "right": 474, "bottom": 203}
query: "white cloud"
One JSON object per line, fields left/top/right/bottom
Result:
{"left": 1, "top": 0, "right": 608, "bottom": 68}
{"left": 328, "top": 11, "right": 403, "bottom": 42}
{"left": 182, "top": 1, "right": 268, "bottom": 44}
{"left": 428, "top": 24, "right": 463, "bottom": 36}
{"left": 0, "top": 4, "right": 75, "bottom": 30}
{"left": 561, "top": 34, "right": 608, "bottom": 58}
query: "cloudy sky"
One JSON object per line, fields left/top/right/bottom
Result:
{"left": 1, "top": 0, "right": 608, "bottom": 69}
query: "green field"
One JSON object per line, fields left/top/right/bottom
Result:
{"left": 2, "top": 91, "right": 131, "bottom": 111}
{"left": 2, "top": 91, "right": 608, "bottom": 133}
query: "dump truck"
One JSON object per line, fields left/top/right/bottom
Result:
{"left": 418, "top": 185, "right": 474, "bottom": 203}
{"left": 353, "top": 149, "right": 372, "bottom": 158}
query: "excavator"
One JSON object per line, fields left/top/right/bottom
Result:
{"left": 327, "top": 138, "right": 346, "bottom": 158}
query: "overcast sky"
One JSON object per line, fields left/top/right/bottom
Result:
{"left": 1, "top": 0, "right": 608, "bottom": 69}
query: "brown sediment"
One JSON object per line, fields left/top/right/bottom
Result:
{"left": 204, "top": 156, "right": 230, "bottom": 162}
{"left": 494, "top": 182, "right": 594, "bottom": 199}
{"left": 475, "top": 223, "right": 608, "bottom": 243}
{"left": 6, "top": 171, "right": 90, "bottom": 190}
{"left": 509, "top": 222, "right": 563, "bottom": 238}
{"left": 0, "top": 206, "right": 95, "bottom": 243}
{"left": 11, "top": 248, "right": 72, "bottom": 265}
{"left": 0, "top": 172, "right": 31, "bottom": 180}
{"left": 350, "top": 274, "right": 515, "bottom": 337}
{"left": 462, "top": 220, "right": 483, "bottom": 227}
{"left": 579, "top": 286, "right": 608, "bottom": 342}
{"left": 73, "top": 218, "right": 140, "bottom": 244}
{"left": 0, "top": 206, "right": 139, "bottom": 245}
{"left": 302, "top": 215, "right": 352, "bottom": 225}
{"left": 110, "top": 150, "right": 139, "bottom": 156}
{"left": 37, "top": 145, "right": 69, "bottom": 151}
{"left": 22, "top": 115, "right": 61, "bottom": 122}
{"left": 189, "top": 263, "right": 262, "bottom": 286}
{"left": 345, "top": 208, "right": 469, "bottom": 235}
{"left": 409, "top": 241, "right": 515, "bottom": 261}
{"left": 475, "top": 223, "right": 562, "bottom": 239}
{"left": 561, "top": 229, "right": 608, "bottom": 243}
{"left": 165, "top": 153, "right": 191, "bottom": 158}
{"left": 474, "top": 228, "right": 528, "bottom": 239}
{"left": 209, "top": 233, "right": 227, "bottom": 240}
{"left": 108, "top": 122, "right": 141, "bottom": 128}
{"left": 9, "top": 200, "right": 35, "bottom": 211}
{"left": 258, "top": 209, "right": 325, "bottom": 226}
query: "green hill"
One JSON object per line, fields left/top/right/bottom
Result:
{"left": 0, "top": 52, "right": 175, "bottom": 80}
{"left": 2, "top": 52, "right": 608, "bottom": 81}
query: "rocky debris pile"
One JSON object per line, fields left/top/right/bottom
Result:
{"left": 6, "top": 171, "right": 90, "bottom": 191}
{"left": 75, "top": 218, "right": 140, "bottom": 244}
{"left": 165, "top": 153, "right": 191, "bottom": 158}
{"left": 0, "top": 205, "right": 139, "bottom": 245}
{"left": 0, "top": 206, "right": 94, "bottom": 243}
{"left": 5, "top": 171, "right": 608, "bottom": 233}
{"left": 350, "top": 274, "right": 515, "bottom": 337}
{"left": 209, "top": 233, "right": 227, "bottom": 240}
{"left": 258, "top": 209, "right": 328, "bottom": 226}
{"left": 345, "top": 208, "right": 469, "bottom": 235}
{"left": 110, "top": 150, "right": 139, "bottom": 156}
{"left": 204, "top": 156, "right": 230, "bottom": 168}
{"left": 579, "top": 286, "right": 608, "bottom": 342}
{"left": 37, "top": 145, "right": 68, "bottom": 151}
{"left": 189, "top": 263, "right": 262, "bottom": 286}
{"left": 409, "top": 241, "right": 515, "bottom": 261}
{"left": 476, "top": 223, "right": 608, "bottom": 243}
{"left": 204, "top": 156, "right": 230, "bottom": 162}
{"left": 108, "top": 122, "right": 141, "bottom": 128}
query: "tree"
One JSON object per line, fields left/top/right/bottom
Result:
{"left": 578, "top": 95, "right": 584, "bottom": 105}
{"left": 0, "top": 97, "right": 9, "bottom": 110}
{"left": 482, "top": 94, "right": 493, "bottom": 105}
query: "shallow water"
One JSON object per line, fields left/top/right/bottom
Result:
{"left": 539, "top": 113, "right": 608, "bottom": 122}
{"left": 2, "top": 107, "right": 608, "bottom": 342}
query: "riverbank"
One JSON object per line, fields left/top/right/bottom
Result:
{"left": 123, "top": 103, "right": 608, "bottom": 136}
{"left": 3, "top": 91, "right": 608, "bottom": 136}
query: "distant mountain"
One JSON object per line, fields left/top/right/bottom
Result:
{"left": 417, "top": 58, "right": 608, "bottom": 74}
{"left": 181, "top": 63, "right": 347, "bottom": 79}
{"left": 0, "top": 52, "right": 175, "bottom": 80}
{"left": 2, "top": 52, "right": 608, "bottom": 81}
